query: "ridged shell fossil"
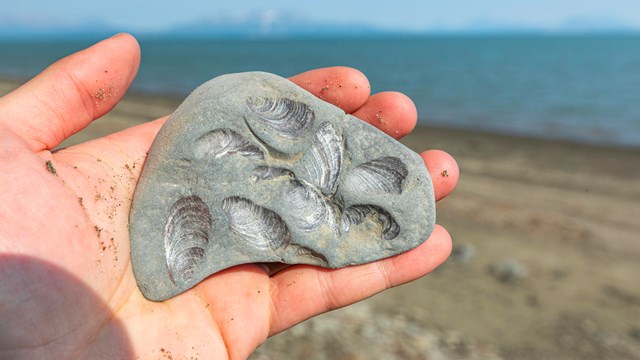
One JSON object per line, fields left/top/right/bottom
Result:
{"left": 342, "top": 205, "right": 400, "bottom": 240}
{"left": 246, "top": 97, "right": 315, "bottom": 139}
{"left": 194, "top": 129, "right": 264, "bottom": 160}
{"left": 343, "top": 156, "right": 408, "bottom": 194}
{"left": 222, "top": 196, "right": 291, "bottom": 250}
{"left": 302, "top": 122, "right": 343, "bottom": 194}
{"left": 252, "top": 165, "right": 295, "bottom": 182}
{"left": 284, "top": 179, "right": 338, "bottom": 232}
{"left": 164, "top": 195, "right": 212, "bottom": 284}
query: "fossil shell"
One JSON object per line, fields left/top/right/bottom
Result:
{"left": 284, "top": 180, "right": 337, "bottom": 232}
{"left": 222, "top": 196, "right": 291, "bottom": 250}
{"left": 194, "top": 129, "right": 264, "bottom": 160}
{"left": 246, "top": 97, "right": 315, "bottom": 139}
{"left": 164, "top": 195, "right": 212, "bottom": 284}
{"left": 252, "top": 165, "right": 295, "bottom": 182}
{"left": 343, "top": 156, "right": 408, "bottom": 195}
{"left": 342, "top": 204, "right": 400, "bottom": 240}
{"left": 288, "top": 244, "right": 329, "bottom": 266}
{"left": 302, "top": 122, "right": 343, "bottom": 194}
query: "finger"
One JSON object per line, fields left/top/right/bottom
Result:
{"left": 0, "top": 33, "right": 140, "bottom": 152}
{"left": 268, "top": 224, "right": 452, "bottom": 335}
{"left": 351, "top": 91, "right": 417, "bottom": 139}
{"left": 421, "top": 149, "right": 459, "bottom": 201}
{"left": 288, "top": 66, "right": 371, "bottom": 114}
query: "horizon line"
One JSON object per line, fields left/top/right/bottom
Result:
{"left": 2, "top": 28, "right": 640, "bottom": 41}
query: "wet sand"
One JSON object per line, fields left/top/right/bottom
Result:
{"left": 2, "top": 79, "right": 639, "bottom": 359}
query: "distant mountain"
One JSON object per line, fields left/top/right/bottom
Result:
{"left": 166, "top": 11, "right": 390, "bottom": 38}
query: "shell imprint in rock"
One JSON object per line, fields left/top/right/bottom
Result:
{"left": 302, "top": 122, "right": 343, "bottom": 195}
{"left": 222, "top": 196, "right": 291, "bottom": 250}
{"left": 283, "top": 179, "right": 338, "bottom": 232}
{"left": 341, "top": 204, "right": 400, "bottom": 241}
{"left": 129, "top": 72, "right": 436, "bottom": 301}
{"left": 246, "top": 97, "right": 315, "bottom": 139}
{"left": 194, "top": 129, "right": 264, "bottom": 160}
{"left": 343, "top": 156, "right": 408, "bottom": 195}
{"left": 164, "top": 195, "right": 212, "bottom": 284}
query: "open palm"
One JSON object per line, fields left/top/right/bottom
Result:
{"left": 0, "top": 34, "right": 458, "bottom": 359}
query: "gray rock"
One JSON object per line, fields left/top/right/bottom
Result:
{"left": 451, "top": 243, "right": 476, "bottom": 263}
{"left": 129, "top": 72, "right": 436, "bottom": 301}
{"left": 488, "top": 259, "right": 528, "bottom": 283}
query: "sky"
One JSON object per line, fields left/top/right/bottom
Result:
{"left": 2, "top": 0, "right": 640, "bottom": 33}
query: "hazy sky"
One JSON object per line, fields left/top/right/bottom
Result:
{"left": 2, "top": 0, "right": 640, "bottom": 32}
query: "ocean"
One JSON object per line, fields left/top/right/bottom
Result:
{"left": 1, "top": 35, "right": 639, "bottom": 147}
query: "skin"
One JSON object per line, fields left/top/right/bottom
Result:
{"left": 0, "top": 33, "right": 459, "bottom": 359}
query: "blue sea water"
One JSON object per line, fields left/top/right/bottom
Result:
{"left": 1, "top": 35, "right": 639, "bottom": 147}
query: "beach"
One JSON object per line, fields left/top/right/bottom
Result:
{"left": 2, "top": 79, "right": 639, "bottom": 359}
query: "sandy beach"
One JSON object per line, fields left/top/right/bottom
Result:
{"left": 2, "top": 79, "right": 639, "bottom": 359}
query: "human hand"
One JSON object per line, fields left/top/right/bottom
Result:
{"left": 0, "top": 34, "right": 458, "bottom": 359}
